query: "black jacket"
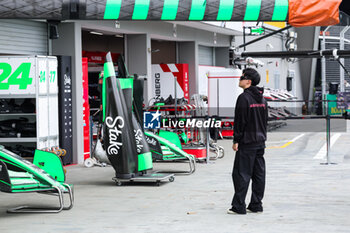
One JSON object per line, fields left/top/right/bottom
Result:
{"left": 233, "top": 86, "right": 268, "bottom": 148}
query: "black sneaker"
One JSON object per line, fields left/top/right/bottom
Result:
{"left": 247, "top": 206, "right": 263, "bottom": 213}
{"left": 227, "top": 207, "right": 246, "bottom": 215}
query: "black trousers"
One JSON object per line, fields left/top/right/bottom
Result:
{"left": 231, "top": 147, "right": 265, "bottom": 213}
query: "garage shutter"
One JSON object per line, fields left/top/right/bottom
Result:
{"left": 323, "top": 26, "right": 350, "bottom": 91}
{"left": 0, "top": 19, "right": 48, "bottom": 55}
{"left": 198, "top": 45, "right": 213, "bottom": 66}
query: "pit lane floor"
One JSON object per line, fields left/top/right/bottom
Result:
{"left": 1, "top": 130, "right": 350, "bottom": 233}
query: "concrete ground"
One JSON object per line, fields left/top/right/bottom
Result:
{"left": 1, "top": 127, "right": 350, "bottom": 232}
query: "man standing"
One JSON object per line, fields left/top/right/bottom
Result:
{"left": 228, "top": 68, "right": 268, "bottom": 215}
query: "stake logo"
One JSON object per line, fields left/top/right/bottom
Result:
{"left": 146, "top": 136, "right": 157, "bottom": 146}
{"left": 144, "top": 110, "right": 161, "bottom": 129}
{"left": 134, "top": 129, "right": 144, "bottom": 153}
{"left": 105, "top": 116, "right": 124, "bottom": 155}
{"left": 64, "top": 74, "right": 71, "bottom": 86}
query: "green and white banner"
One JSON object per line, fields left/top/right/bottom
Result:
{"left": 0, "top": 1, "right": 341, "bottom": 27}
{"left": 104, "top": 0, "right": 288, "bottom": 21}
{"left": 0, "top": 0, "right": 288, "bottom": 21}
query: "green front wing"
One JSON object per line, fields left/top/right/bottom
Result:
{"left": 0, "top": 146, "right": 67, "bottom": 193}
{"left": 0, "top": 146, "right": 74, "bottom": 213}
{"left": 145, "top": 131, "right": 194, "bottom": 161}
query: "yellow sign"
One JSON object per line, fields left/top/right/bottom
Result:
{"left": 330, "top": 107, "right": 345, "bottom": 115}
{"left": 264, "top": 22, "right": 286, "bottom": 29}
{"left": 266, "top": 70, "right": 269, "bottom": 83}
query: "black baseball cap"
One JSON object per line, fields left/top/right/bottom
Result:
{"left": 241, "top": 68, "right": 260, "bottom": 86}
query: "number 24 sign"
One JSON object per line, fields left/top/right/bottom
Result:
{"left": 0, "top": 62, "right": 33, "bottom": 90}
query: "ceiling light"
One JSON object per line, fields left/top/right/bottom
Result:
{"left": 90, "top": 31, "right": 103, "bottom": 35}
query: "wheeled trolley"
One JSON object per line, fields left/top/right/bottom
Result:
{"left": 112, "top": 173, "right": 175, "bottom": 186}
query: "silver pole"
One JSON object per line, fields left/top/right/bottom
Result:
{"left": 322, "top": 26, "right": 331, "bottom": 115}
{"left": 206, "top": 120, "right": 210, "bottom": 164}
{"left": 174, "top": 76, "right": 177, "bottom": 119}
{"left": 322, "top": 101, "right": 336, "bottom": 165}
{"left": 326, "top": 114, "right": 331, "bottom": 164}
{"left": 340, "top": 26, "right": 350, "bottom": 93}
{"left": 217, "top": 78, "right": 219, "bottom": 116}
{"left": 326, "top": 98, "right": 331, "bottom": 164}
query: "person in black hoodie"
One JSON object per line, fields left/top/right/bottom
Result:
{"left": 228, "top": 68, "right": 268, "bottom": 215}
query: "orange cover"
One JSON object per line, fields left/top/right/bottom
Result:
{"left": 289, "top": 0, "right": 342, "bottom": 27}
